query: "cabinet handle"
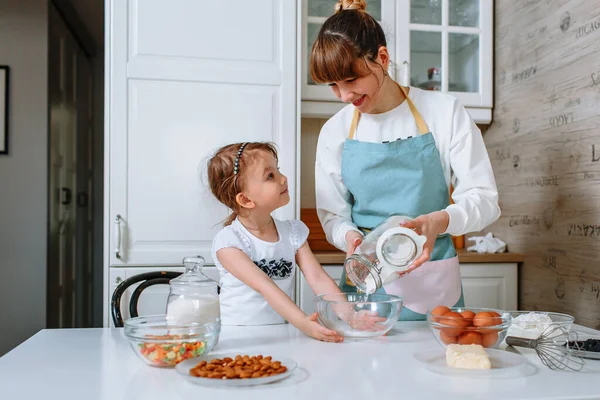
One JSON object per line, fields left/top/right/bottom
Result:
{"left": 115, "top": 276, "right": 122, "bottom": 285}
{"left": 114, "top": 214, "right": 122, "bottom": 259}
{"left": 76, "top": 191, "right": 88, "bottom": 207}
{"left": 61, "top": 187, "right": 72, "bottom": 205}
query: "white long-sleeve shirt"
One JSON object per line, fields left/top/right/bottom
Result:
{"left": 315, "top": 87, "right": 501, "bottom": 252}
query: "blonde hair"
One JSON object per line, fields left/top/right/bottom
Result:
{"left": 310, "top": 0, "right": 387, "bottom": 84}
{"left": 334, "top": 0, "right": 367, "bottom": 13}
{"left": 207, "top": 142, "right": 278, "bottom": 226}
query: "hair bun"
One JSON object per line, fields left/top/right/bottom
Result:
{"left": 334, "top": 0, "right": 367, "bottom": 14}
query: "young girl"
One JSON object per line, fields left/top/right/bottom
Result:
{"left": 310, "top": 0, "right": 500, "bottom": 320}
{"left": 207, "top": 142, "right": 382, "bottom": 342}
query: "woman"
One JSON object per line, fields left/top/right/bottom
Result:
{"left": 311, "top": 0, "right": 501, "bottom": 321}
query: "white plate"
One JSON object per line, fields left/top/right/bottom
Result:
{"left": 413, "top": 348, "right": 527, "bottom": 377}
{"left": 175, "top": 352, "right": 297, "bottom": 387}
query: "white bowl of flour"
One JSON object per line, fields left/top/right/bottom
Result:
{"left": 505, "top": 311, "right": 574, "bottom": 339}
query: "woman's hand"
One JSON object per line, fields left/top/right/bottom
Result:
{"left": 399, "top": 211, "right": 450, "bottom": 275}
{"left": 300, "top": 313, "right": 344, "bottom": 342}
{"left": 345, "top": 230, "right": 364, "bottom": 259}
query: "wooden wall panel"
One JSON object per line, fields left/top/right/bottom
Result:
{"left": 483, "top": 0, "right": 600, "bottom": 329}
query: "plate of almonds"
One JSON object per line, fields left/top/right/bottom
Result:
{"left": 175, "top": 352, "right": 297, "bottom": 387}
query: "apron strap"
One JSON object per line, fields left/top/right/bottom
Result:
{"left": 347, "top": 85, "right": 430, "bottom": 140}
{"left": 348, "top": 107, "right": 361, "bottom": 140}
{"left": 398, "top": 85, "right": 429, "bottom": 135}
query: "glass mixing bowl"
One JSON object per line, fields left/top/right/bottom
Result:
{"left": 124, "top": 315, "right": 220, "bottom": 367}
{"left": 426, "top": 307, "right": 512, "bottom": 349}
{"left": 505, "top": 310, "right": 574, "bottom": 339}
{"left": 314, "top": 293, "right": 403, "bottom": 338}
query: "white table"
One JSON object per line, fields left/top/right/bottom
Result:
{"left": 1, "top": 322, "right": 599, "bottom": 400}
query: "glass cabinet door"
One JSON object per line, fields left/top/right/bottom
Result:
{"left": 302, "top": 0, "right": 395, "bottom": 102}
{"left": 397, "top": 0, "right": 492, "bottom": 108}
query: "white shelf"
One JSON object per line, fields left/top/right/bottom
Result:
{"left": 301, "top": 100, "right": 492, "bottom": 124}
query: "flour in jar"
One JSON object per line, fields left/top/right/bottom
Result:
{"left": 166, "top": 295, "right": 221, "bottom": 325}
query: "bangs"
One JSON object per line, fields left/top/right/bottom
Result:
{"left": 310, "top": 36, "right": 362, "bottom": 84}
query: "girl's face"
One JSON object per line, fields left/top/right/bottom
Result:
{"left": 240, "top": 151, "right": 289, "bottom": 213}
{"left": 327, "top": 50, "right": 389, "bottom": 114}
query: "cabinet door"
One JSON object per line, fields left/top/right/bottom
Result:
{"left": 301, "top": 0, "right": 396, "bottom": 101}
{"left": 396, "top": 0, "right": 492, "bottom": 108}
{"left": 298, "top": 265, "right": 343, "bottom": 314}
{"left": 460, "top": 263, "right": 518, "bottom": 310}
{"left": 108, "top": 266, "right": 221, "bottom": 327}
{"left": 108, "top": 0, "right": 297, "bottom": 266}
{"left": 108, "top": 268, "right": 128, "bottom": 327}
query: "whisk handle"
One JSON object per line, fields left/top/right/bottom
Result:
{"left": 506, "top": 336, "right": 538, "bottom": 349}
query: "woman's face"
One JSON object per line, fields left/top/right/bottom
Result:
{"left": 328, "top": 55, "right": 388, "bottom": 114}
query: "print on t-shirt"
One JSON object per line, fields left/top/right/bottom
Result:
{"left": 254, "top": 258, "right": 293, "bottom": 279}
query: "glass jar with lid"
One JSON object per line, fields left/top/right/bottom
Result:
{"left": 345, "top": 216, "right": 427, "bottom": 294}
{"left": 166, "top": 256, "right": 221, "bottom": 326}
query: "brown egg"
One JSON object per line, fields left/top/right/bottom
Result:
{"left": 460, "top": 310, "right": 476, "bottom": 325}
{"left": 430, "top": 305, "right": 451, "bottom": 322}
{"left": 438, "top": 311, "right": 468, "bottom": 336}
{"left": 482, "top": 331, "right": 499, "bottom": 348}
{"left": 489, "top": 311, "right": 501, "bottom": 318}
{"left": 457, "top": 331, "right": 483, "bottom": 345}
{"left": 473, "top": 312, "right": 501, "bottom": 327}
{"left": 439, "top": 329, "right": 458, "bottom": 345}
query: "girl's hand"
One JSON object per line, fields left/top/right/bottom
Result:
{"left": 331, "top": 302, "right": 388, "bottom": 332}
{"left": 345, "top": 230, "right": 363, "bottom": 259}
{"left": 301, "top": 313, "right": 344, "bottom": 342}
{"left": 398, "top": 211, "right": 450, "bottom": 275}
{"left": 348, "top": 309, "right": 388, "bottom": 332}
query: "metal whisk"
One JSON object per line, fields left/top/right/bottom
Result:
{"left": 506, "top": 325, "right": 585, "bottom": 371}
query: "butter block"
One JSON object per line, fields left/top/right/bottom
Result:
{"left": 445, "top": 344, "right": 491, "bottom": 370}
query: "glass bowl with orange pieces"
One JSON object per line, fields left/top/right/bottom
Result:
{"left": 124, "top": 315, "right": 220, "bottom": 367}
{"left": 426, "top": 306, "right": 512, "bottom": 349}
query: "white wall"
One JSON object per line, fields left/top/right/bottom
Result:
{"left": 0, "top": 0, "right": 48, "bottom": 356}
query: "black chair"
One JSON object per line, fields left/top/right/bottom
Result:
{"left": 111, "top": 271, "right": 182, "bottom": 328}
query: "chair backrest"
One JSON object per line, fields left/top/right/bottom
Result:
{"left": 111, "top": 271, "right": 182, "bottom": 328}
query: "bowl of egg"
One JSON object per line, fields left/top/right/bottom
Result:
{"left": 426, "top": 306, "right": 512, "bottom": 349}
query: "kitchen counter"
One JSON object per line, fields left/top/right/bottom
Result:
{"left": 1, "top": 323, "right": 598, "bottom": 400}
{"left": 314, "top": 248, "right": 525, "bottom": 264}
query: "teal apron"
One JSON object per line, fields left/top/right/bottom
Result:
{"left": 339, "top": 85, "right": 464, "bottom": 321}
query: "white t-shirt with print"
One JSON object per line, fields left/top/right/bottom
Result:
{"left": 211, "top": 218, "right": 309, "bottom": 326}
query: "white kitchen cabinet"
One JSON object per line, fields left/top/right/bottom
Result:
{"left": 301, "top": 0, "right": 396, "bottom": 103}
{"left": 300, "top": 0, "right": 493, "bottom": 123}
{"left": 460, "top": 263, "right": 518, "bottom": 311}
{"left": 108, "top": 266, "right": 220, "bottom": 327}
{"left": 106, "top": 0, "right": 297, "bottom": 267}
{"left": 396, "top": 0, "right": 493, "bottom": 111}
{"left": 297, "top": 262, "right": 517, "bottom": 315}
{"left": 297, "top": 265, "right": 344, "bottom": 315}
